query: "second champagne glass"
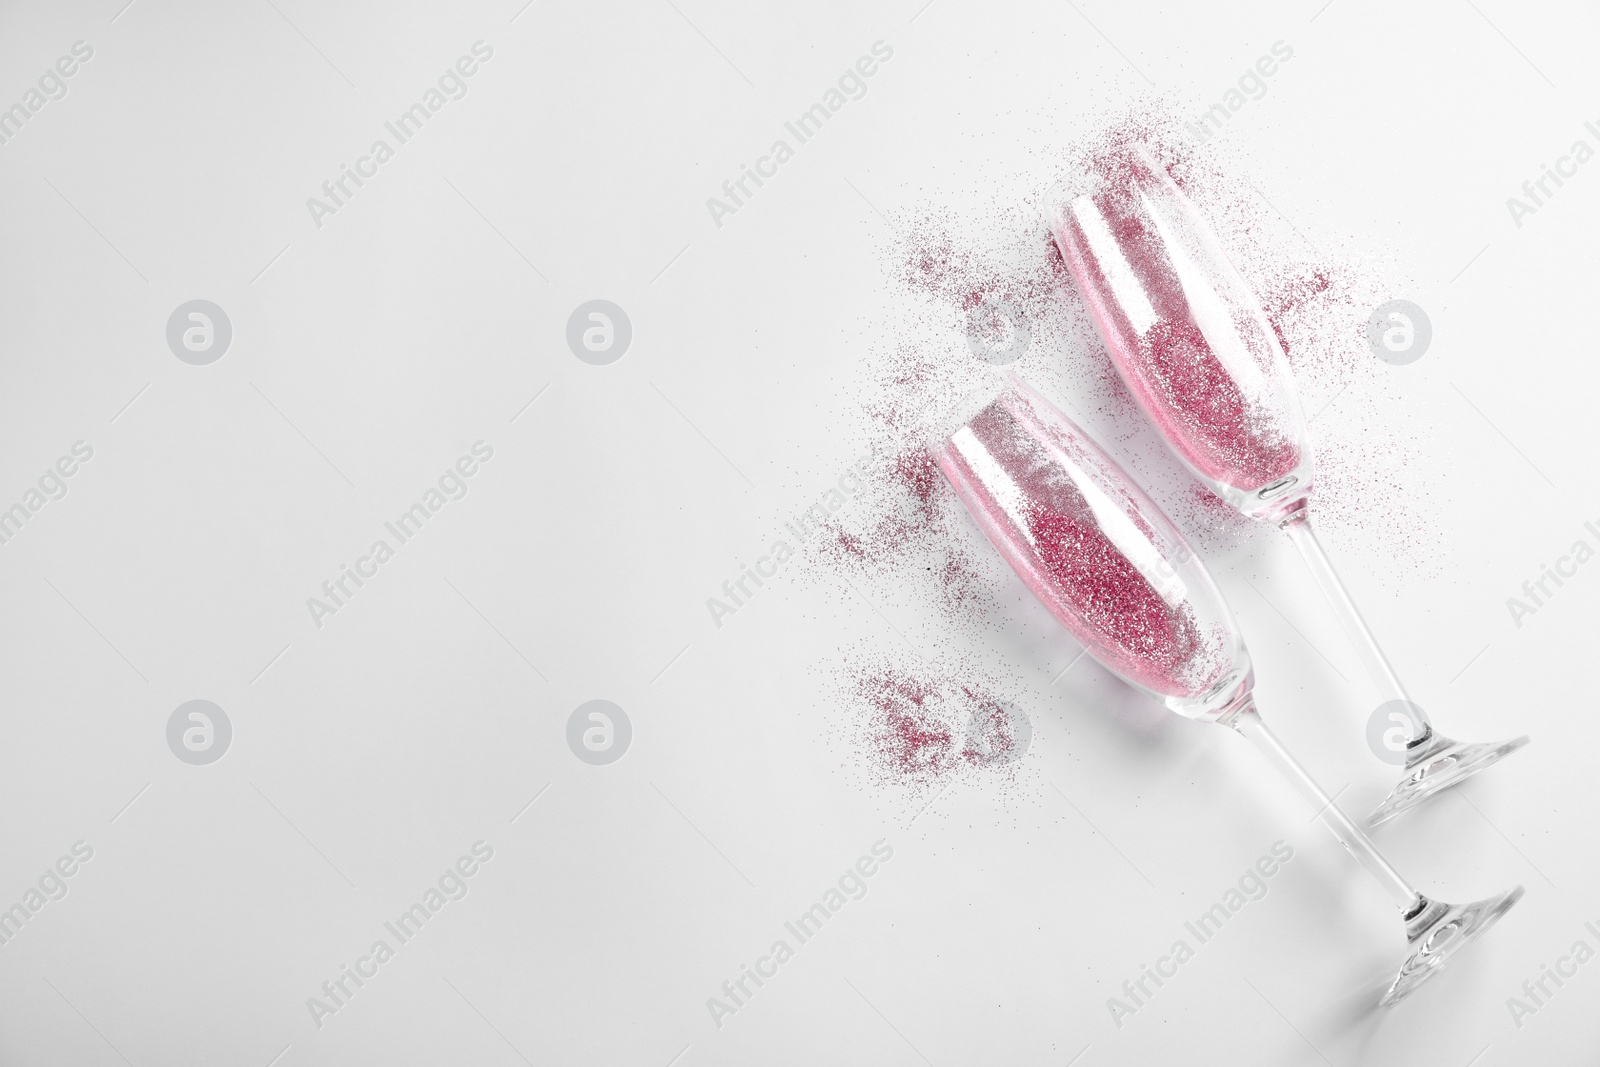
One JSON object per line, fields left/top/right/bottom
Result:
{"left": 1051, "top": 148, "right": 1528, "bottom": 825}
{"left": 936, "top": 381, "right": 1520, "bottom": 1005}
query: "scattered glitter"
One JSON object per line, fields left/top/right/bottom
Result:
{"left": 810, "top": 99, "right": 1443, "bottom": 807}
{"left": 843, "top": 658, "right": 1034, "bottom": 793}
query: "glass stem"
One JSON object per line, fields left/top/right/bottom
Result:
{"left": 1279, "top": 510, "right": 1432, "bottom": 734}
{"left": 1229, "top": 700, "right": 1420, "bottom": 911}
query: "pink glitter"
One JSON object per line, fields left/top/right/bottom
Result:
{"left": 938, "top": 388, "right": 1226, "bottom": 698}
{"left": 814, "top": 105, "right": 1443, "bottom": 799}
{"left": 894, "top": 447, "right": 941, "bottom": 520}
{"left": 854, "top": 669, "right": 958, "bottom": 782}
{"left": 1055, "top": 150, "right": 1303, "bottom": 493}
{"left": 850, "top": 665, "right": 1027, "bottom": 786}
{"left": 813, "top": 437, "right": 993, "bottom": 626}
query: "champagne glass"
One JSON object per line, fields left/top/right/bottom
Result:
{"left": 1051, "top": 149, "right": 1527, "bottom": 826}
{"left": 935, "top": 381, "right": 1520, "bottom": 1005}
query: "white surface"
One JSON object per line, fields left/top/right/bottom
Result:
{"left": 0, "top": 0, "right": 1595, "bottom": 1064}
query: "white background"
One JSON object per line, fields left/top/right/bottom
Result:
{"left": 0, "top": 0, "right": 1595, "bottom": 1064}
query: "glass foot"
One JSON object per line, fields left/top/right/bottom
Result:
{"left": 1381, "top": 887, "right": 1524, "bottom": 1006}
{"left": 1367, "top": 731, "right": 1530, "bottom": 827}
